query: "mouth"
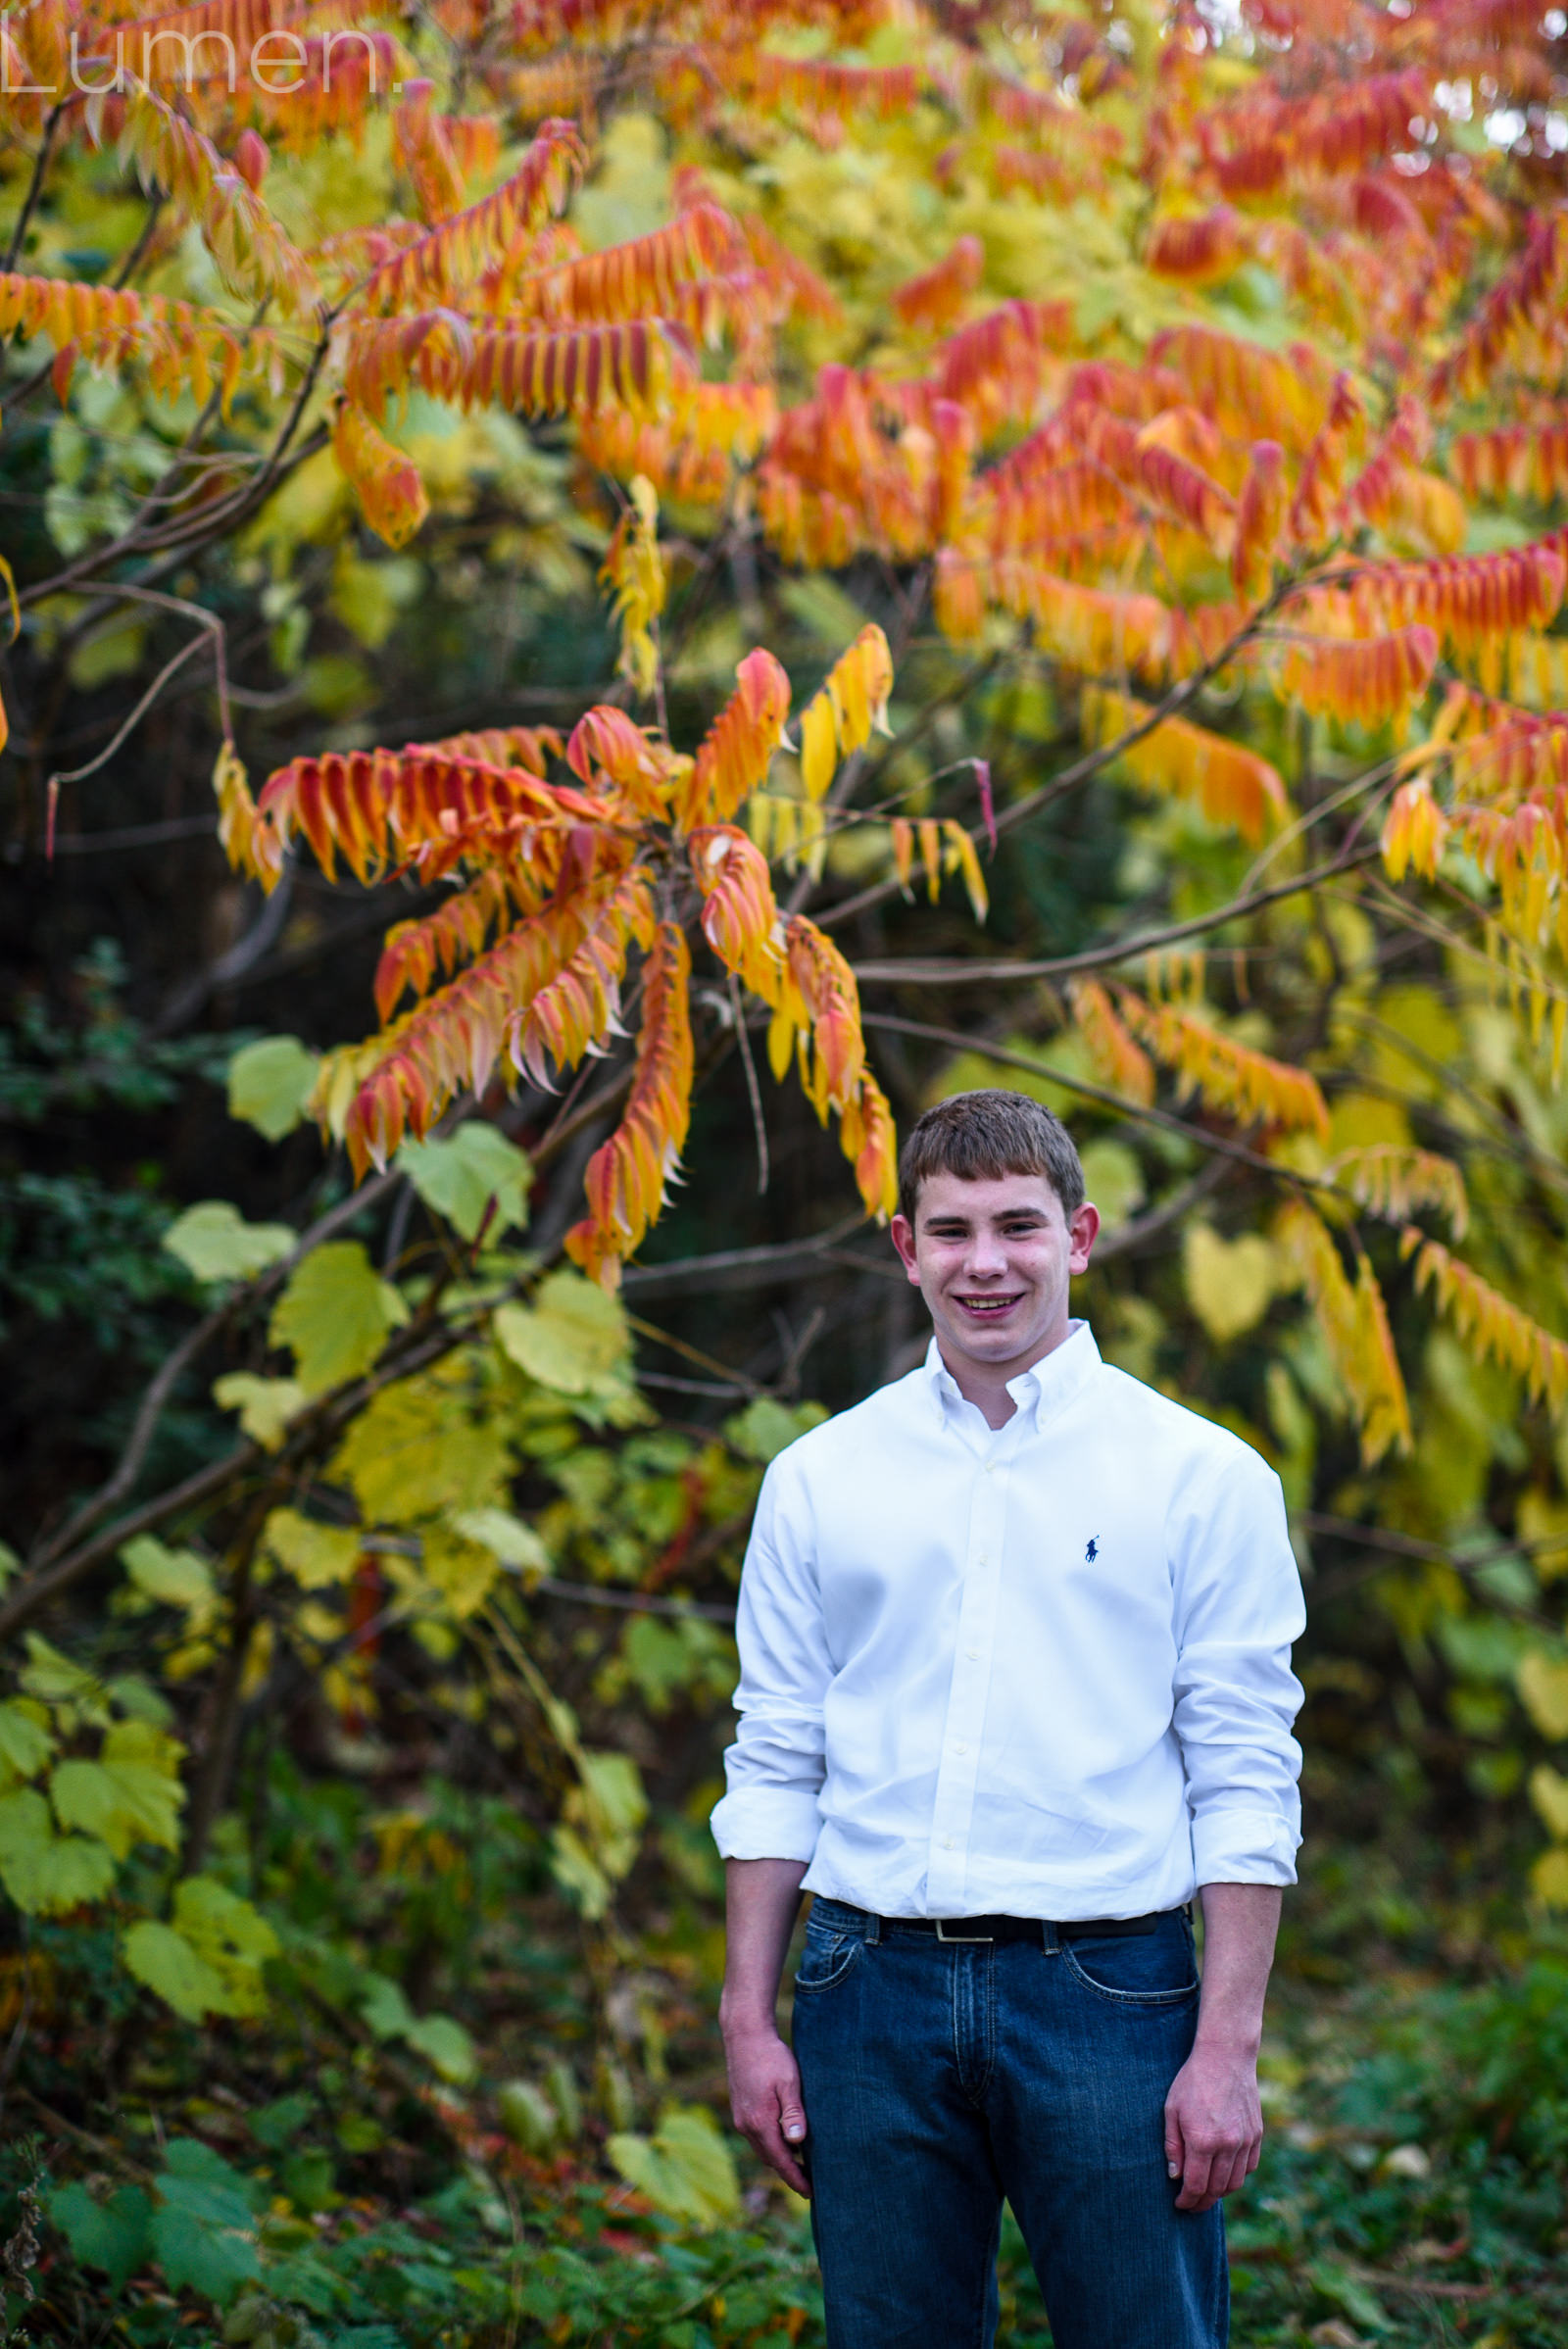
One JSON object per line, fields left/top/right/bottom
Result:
{"left": 956, "top": 1294, "right": 1023, "bottom": 1319}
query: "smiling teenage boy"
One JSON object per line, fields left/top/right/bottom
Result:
{"left": 710, "top": 1090, "right": 1305, "bottom": 2349}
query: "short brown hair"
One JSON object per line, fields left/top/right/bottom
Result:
{"left": 897, "top": 1089, "right": 1085, "bottom": 1225}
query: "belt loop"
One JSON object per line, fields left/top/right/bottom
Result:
{"left": 864, "top": 1909, "right": 881, "bottom": 1946}
{"left": 1041, "top": 1920, "right": 1059, "bottom": 1954}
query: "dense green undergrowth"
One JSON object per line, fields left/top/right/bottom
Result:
{"left": 8, "top": 1837, "right": 1567, "bottom": 2348}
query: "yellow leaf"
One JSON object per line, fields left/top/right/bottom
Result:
{"left": 1532, "top": 1846, "right": 1568, "bottom": 1908}
{"left": 212, "top": 1373, "right": 306, "bottom": 1451}
{"left": 496, "top": 1270, "right": 632, "bottom": 1398}
{"left": 263, "top": 1508, "right": 361, "bottom": 1590}
{"left": 269, "top": 1242, "right": 410, "bottom": 1398}
{"left": 1518, "top": 1650, "right": 1568, "bottom": 1740}
{"left": 1184, "top": 1225, "right": 1278, "bottom": 1344}
{"left": 1529, "top": 1762, "right": 1568, "bottom": 1841}
{"left": 799, "top": 694, "right": 837, "bottom": 802}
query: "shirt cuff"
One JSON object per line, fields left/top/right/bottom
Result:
{"left": 710, "top": 1786, "right": 821, "bottom": 1863}
{"left": 1192, "top": 1806, "right": 1299, "bottom": 1888}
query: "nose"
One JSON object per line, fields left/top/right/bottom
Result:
{"left": 963, "top": 1226, "right": 1008, "bottom": 1280}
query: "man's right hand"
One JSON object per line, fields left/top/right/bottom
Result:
{"left": 724, "top": 2023, "right": 810, "bottom": 2196}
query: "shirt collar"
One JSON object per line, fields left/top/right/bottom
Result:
{"left": 922, "top": 1320, "right": 1102, "bottom": 1433}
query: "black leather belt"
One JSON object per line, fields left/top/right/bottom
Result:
{"left": 888, "top": 1909, "right": 1173, "bottom": 1944}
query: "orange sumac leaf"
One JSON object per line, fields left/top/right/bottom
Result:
{"left": 566, "top": 922, "right": 694, "bottom": 1288}
{"left": 797, "top": 627, "right": 894, "bottom": 803}
{"left": 1068, "top": 978, "right": 1155, "bottom": 1107}
{"left": 251, "top": 746, "right": 608, "bottom": 885}
{"left": 1146, "top": 206, "right": 1247, "bottom": 286}
{"left": 1120, "top": 988, "right": 1329, "bottom": 1139}
{"left": 333, "top": 402, "right": 430, "bottom": 549}
{"left": 1276, "top": 1200, "right": 1411, "bottom": 1464}
{"left": 1232, "top": 441, "right": 1287, "bottom": 603}
{"left": 1279, "top": 624, "right": 1439, "bottom": 727}
{"left": 1350, "top": 538, "right": 1568, "bottom": 650}
{"left": 688, "top": 825, "right": 781, "bottom": 1001}
{"left": 341, "top": 315, "right": 695, "bottom": 425}
{"left": 1328, "top": 1146, "right": 1468, "bottom": 1239}
{"left": 890, "top": 235, "right": 984, "bottom": 340}
{"left": 358, "top": 117, "right": 587, "bottom": 309}
{"left": 679, "top": 650, "right": 792, "bottom": 830}
{"left": 1404, "top": 1229, "right": 1568, "bottom": 1408}
{"left": 1080, "top": 686, "right": 1286, "bottom": 844}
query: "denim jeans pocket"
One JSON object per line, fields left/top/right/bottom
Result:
{"left": 1060, "top": 1920, "right": 1199, "bottom": 2007}
{"left": 793, "top": 1925, "right": 864, "bottom": 1992}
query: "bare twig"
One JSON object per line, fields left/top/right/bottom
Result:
{"left": 727, "top": 971, "right": 769, "bottom": 1194}
{"left": 2, "top": 101, "right": 66, "bottom": 272}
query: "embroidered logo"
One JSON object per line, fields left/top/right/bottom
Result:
{"left": 1084, "top": 1537, "right": 1100, "bottom": 1563}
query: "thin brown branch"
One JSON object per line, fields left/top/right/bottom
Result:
{"left": 850, "top": 841, "right": 1382, "bottom": 987}
{"left": 2, "top": 102, "right": 66, "bottom": 273}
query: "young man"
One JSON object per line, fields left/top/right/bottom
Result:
{"left": 710, "top": 1090, "right": 1304, "bottom": 2349}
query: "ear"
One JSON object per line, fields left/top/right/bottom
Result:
{"left": 1068, "top": 1200, "right": 1100, "bottom": 1276}
{"left": 890, "top": 1213, "right": 922, "bottom": 1286}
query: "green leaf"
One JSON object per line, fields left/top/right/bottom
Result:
{"left": 724, "top": 1395, "right": 827, "bottom": 1465}
{"left": 331, "top": 1373, "right": 508, "bottom": 1522}
{"left": 122, "top": 1921, "right": 229, "bottom": 2022}
{"left": 171, "top": 1875, "right": 279, "bottom": 2018}
{"left": 212, "top": 1372, "right": 307, "bottom": 1450}
{"left": 0, "top": 1787, "right": 116, "bottom": 1915}
{"left": 269, "top": 1242, "right": 409, "bottom": 1397}
{"left": 50, "top": 1719, "right": 184, "bottom": 1861}
{"left": 149, "top": 2195, "right": 261, "bottom": 2309}
{"left": 228, "top": 1036, "right": 319, "bottom": 1142}
{"left": 0, "top": 1700, "right": 55, "bottom": 1783}
{"left": 449, "top": 1504, "right": 550, "bottom": 1577}
{"left": 49, "top": 2181, "right": 152, "bottom": 2292}
{"left": 162, "top": 1200, "right": 296, "bottom": 1284}
{"left": 401, "top": 2011, "right": 479, "bottom": 2085}
{"left": 608, "top": 2104, "right": 741, "bottom": 2227}
{"left": 495, "top": 1269, "right": 630, "bottom": 1397}
{"left": 121, "top": 1533, "right": 216, "bottom": 1615}
{"left": 398, "top": 1125, "right": 532, "bottom": 1243}
{"left": 263, "top": 1506, "right": 361, "bottom": 1590}
{"left": 359, "top": 1973, "right": 416, "bottom": 2041}
{"left": 20, "top": 1633, "right": 110, "bottom": 1724}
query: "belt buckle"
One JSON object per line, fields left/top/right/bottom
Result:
{"left": 935, "top": 1920, "right": 993, "bottom": 1943}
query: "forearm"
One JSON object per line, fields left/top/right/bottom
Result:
{"left": 1194, "top": 1881, "right": 1282, "bottom": 2056}
{"left": 720, "top": 1856, "right": 808, "bottom": 2042}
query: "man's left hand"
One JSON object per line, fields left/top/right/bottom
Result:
{"left": 1162, "top": 2042, "right": 1263, "bottom": 2214}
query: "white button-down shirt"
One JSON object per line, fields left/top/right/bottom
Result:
{"left": 710, "top": 1323, "right": 1305, "bottom": 1920}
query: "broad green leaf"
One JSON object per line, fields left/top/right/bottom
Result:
{"left": 498, "top": 2080, "right": 558, "bottom": 2152}
{"left": 228, "top": 1035, "right": 319, "bottom": 1142}
{"left": 20, "top": 1633, "right": 110, "bottom": 1724}
{"left": 724, "top": 1395, "right": 827, "bottom": 1465}
{"left": 450, "top": 1504, "right": 550, "bottom": 1577}
{"left": 172, "top": 1875, "right": 279, "bottom": 2018}
{"left": 398, "top": 1125, "right": 532, "bottom": 1243}
{"left": 360, "top": 1973, "right": 416, "bottom": 2040}
{"left": 608, "top": 2104, "right": 741, "bottom": 2227}
{"left": 1078, "top": 1139, "right": 1145, "bottom": 1233}
{"left": 162, "top": 1200, "right": 295, "bottom": 1284}
{"left": 269, "top": 1242, "right": 409, "bottom": 1397}
{"left": 496, "top": 1269, "right": 630, "bottom": 1397}
{"left": 263, "top": 1506, "right": 361, "bottom": 1590}
{"left": 1518, "top": 1649, "right": 1568, "bottom": 1740}
{"left": 1183, "top": 1224, "right": 1278, "bottom": 1346}
{"left": 549, "top": 1824, "right": 612, "bottom": 1920}
{"left": 122, "top": 1921, "right": 229, "bottom": 2023}
{"left": 106, "top": 1676, "right": 175, "bottom": 1728}
{"left": 0, "top": 1700, "right": 54, "bottom": 1783}
{"left": 401, "top": 2011, "right": 478, "bottom": 2084}
{"left": 0, "top": 1788, "right": 116, "bottom": 1914}
{"left": 212, "top": 1372, "right": 307, "bottom": 1450}
{"left": 419, "top": 1525, "right": 501, "bottom": 1619}
{"left": 149, "top": 2196, "right": 260, "bottom": 2308}
{"left": 332, "top": 1373, "right": 508, "bottom": 1522}
{"left": 49, "top": 1719, "right": 184, "bottom": 1861}
{"left": 121, "top": 1534, "right": 216, "bottom": 1615}
{"left": 49, "top": 2181, "right": 152, "bottom": 2292}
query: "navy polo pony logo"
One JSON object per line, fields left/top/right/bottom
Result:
{"left": 1085, "top": 1537, "right": 1100, "bottom": 1563}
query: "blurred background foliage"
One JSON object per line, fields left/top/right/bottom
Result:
{"left": 5, "top": 0, "right": 1568, "bottom": 2338}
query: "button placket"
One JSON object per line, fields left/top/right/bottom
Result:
{"left": 925, "top": 1450, "right": 1009, "bottom": 1911}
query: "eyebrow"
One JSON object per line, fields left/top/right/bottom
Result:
{"left": 922, "top": 1208, "right": 1051, "bottom": 1230}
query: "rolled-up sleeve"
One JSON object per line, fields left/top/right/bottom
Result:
{"left": 1170, "top": 1445, "right": 1305, "bottom": 1887}
{"left": 710, "top": 1455, "right": 832, "bottom": 1863}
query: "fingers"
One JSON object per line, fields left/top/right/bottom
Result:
{"left": 728, "top": 2051, "right": 811, "bottom": 2197}
{"left": 1174, "top": 2131, "right": 1263, "bottom": 2213}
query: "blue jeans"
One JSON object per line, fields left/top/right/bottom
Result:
{"left": 790, "top": 1900, "right": 1226, "bottom": 2349}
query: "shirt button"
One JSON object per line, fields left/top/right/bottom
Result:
{"left": 943, "top": 1836, "right": 956, "bottom": 1850}
{"left": 955, "top": 1741, "right": 968, "bottom": 1754}
{"left": 966, "top": 1648, "right": 981, "bottom": 1661}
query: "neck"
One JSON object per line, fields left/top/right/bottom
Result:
{"left": 938, "top": 1318, "right": 1074, "bottom": 1430}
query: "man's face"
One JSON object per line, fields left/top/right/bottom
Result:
{"left": 890, "top": 1169, "right": 1100, "bottom": 1383}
